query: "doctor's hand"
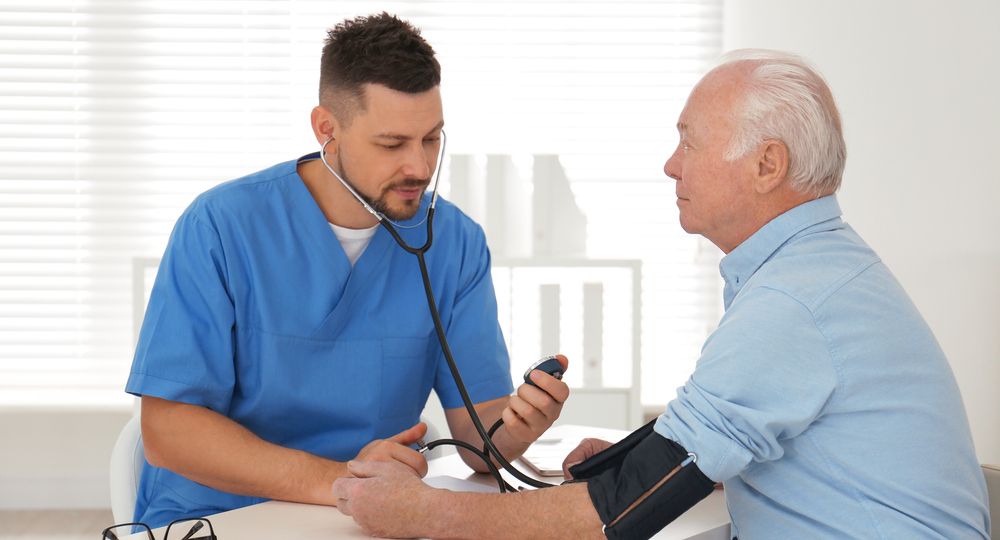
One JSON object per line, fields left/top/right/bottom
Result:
{"left": 562, "top": 438, "right": 614, "bottom": 480}
{"left": 333, "top": 459, "right": 438, "bottom": 538}
{"left": 353, "top": 422, "right": 429, "bottom": 478}
{"left": 503, "top": 354, "right": 570, "bottom": 445}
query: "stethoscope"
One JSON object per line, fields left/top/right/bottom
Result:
{"left": 319, "top": 131, "right": 553, "bottom": 491}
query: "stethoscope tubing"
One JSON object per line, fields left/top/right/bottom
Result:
{"left": 400, "top": 223, "right": 552, "bottom": 490}
{"left": 318, "top": 132, "right": 552, "bottom": 490}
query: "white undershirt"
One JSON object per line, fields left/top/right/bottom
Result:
{"left": 329, "top": 223, "right": 379, "bottom": 266}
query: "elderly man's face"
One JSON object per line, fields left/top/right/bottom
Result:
{"left": 664, "top": 68, "right": 757, "bottom": 253}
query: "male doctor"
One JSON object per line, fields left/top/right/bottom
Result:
{"left": 125, "top": 12, "right": 569, "bottom": 527}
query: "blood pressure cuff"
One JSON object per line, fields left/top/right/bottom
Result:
{"left": 567, "top": 420, "right": 714, "bottom": 540}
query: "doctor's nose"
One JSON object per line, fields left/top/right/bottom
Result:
{"left": 400, "top": 146, "right": 433, "bottom": 179}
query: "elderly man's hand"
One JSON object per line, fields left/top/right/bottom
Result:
{"left": 354, "top": 422, "right": 429, "bottom": 478}
{"left": 503, "top": 355, "right": 570, "bottom": 445}
{"left": 562, "top": 438, "right": 614, "bottom": 480}
{"left": 333, "top": 459, "right": 437, "bottom": 538}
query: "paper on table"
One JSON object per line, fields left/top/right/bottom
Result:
{"left": 423, "top": 475, "right": 499, "bottom": 493}
{"left": 519, "top": 436, "right": 580, "bottom": 476}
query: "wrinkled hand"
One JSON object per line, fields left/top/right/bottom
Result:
{"left": 333, "top": 459, "right": 435, "bottom": 538}
{"left": 502, "top": 355, "right": 570, "bottom": 446}
{"left": 562, "top": 438, "right": 614, "bottom": 480}
{"left": 354, "top": 422, "right": 429, "bottom": 478}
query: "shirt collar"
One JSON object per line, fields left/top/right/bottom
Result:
{"left": 719, "top": 195, "right": 843, "bottom": 308}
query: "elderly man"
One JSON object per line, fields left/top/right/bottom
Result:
{"left": 332, "top": 50, "right": 990, "bottom": 539}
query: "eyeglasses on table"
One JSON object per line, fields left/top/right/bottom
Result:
{"left": 101, "top": 517, "right": 217, "bottom": 540}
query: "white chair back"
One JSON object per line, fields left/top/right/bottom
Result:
{"left": 420, "top": 415, "right": 442, "bottom": 446}
{"left": 109, "top": 415, "right": 144, "bottom": 524}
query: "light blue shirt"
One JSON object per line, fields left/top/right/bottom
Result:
{"left": 655, "top": 196, "right": 989, "bottom": 539}
{"left": 126, "top": 154, "right": 513, "bottom": 526}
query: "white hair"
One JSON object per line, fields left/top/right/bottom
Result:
{"left": 717, "top": 49, "right": 846, "bottom": 196}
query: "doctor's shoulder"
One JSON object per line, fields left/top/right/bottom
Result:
{"left": 432, "top": 196, "right": 489, "bottom": 246}
{"left": 195, "top": 160, "right": 297, "bottom": 205}
{"left": 178, "top": 160, "right": 302, "bottom": 225}
{"left": 427, "top": 197, "right": 495, "bottom": 273}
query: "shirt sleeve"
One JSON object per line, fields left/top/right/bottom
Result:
{"left": 432, "top": 223, "right": 514, "bottom": 409}
{"left": 125, "top": 202, "right": 237, "bottom": 412}
{"left": 654, "top": 286, "right": 838, "bottom": 482}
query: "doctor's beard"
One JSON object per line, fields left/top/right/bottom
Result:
{"left": 335, "top": 153, "right": 428, "bottom": 221}
{"left": 372, "top": 178, "right": 430, "bottom": 221}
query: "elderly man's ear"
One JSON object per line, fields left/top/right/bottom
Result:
{"left": 752, "top": 139, "right": 790, "bottom": 194}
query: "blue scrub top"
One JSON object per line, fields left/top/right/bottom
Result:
{"left": 126, "top": 154, "right": 513, "bottom": 526}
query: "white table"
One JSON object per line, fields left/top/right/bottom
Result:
{"left": 121, "top": 425, "right": 731, "bottom": 539}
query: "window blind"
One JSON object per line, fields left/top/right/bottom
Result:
{"left": 0, "top": 0, "right": 722, "bottom": 407}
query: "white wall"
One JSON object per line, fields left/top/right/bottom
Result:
{"left": 0, "top": 407, "right": 132, "bottom": 508}
{"left": 724, "top": 0, "right": 1000, "bottom": 463}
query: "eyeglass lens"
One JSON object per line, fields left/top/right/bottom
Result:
{"left": 102, "top": 523, "right": 153, "bottom": 540}
{"left": 165, "top": 518, "right": 214, "bottom": 540}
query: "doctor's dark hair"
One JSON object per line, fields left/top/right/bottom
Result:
{"left": 319, "top": 12, "right": 441, "bottom": 125}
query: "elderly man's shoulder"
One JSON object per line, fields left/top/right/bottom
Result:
{"left": 753, "top": 224, "right": 885, "bottom": 310}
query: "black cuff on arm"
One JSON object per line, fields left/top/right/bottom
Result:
{"left": 569, "top": 422, "right": 714, "bottom": 540}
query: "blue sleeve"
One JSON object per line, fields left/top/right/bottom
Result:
{"left": 432, "top": 224, "right": 513, "bottom": 409}
{"left": 654, "top": 286, "right": 838, "bottom": 482}
{"left": 125, "top": 203, "right": 236, "bottom": 412}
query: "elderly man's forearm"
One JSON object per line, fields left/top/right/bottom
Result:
{"left": 424, "top": 483, "right": 604, "bottom": 540}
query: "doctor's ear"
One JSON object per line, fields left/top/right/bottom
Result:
{"left": 310, "top": 105, "right": 338, "bottom": 148}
